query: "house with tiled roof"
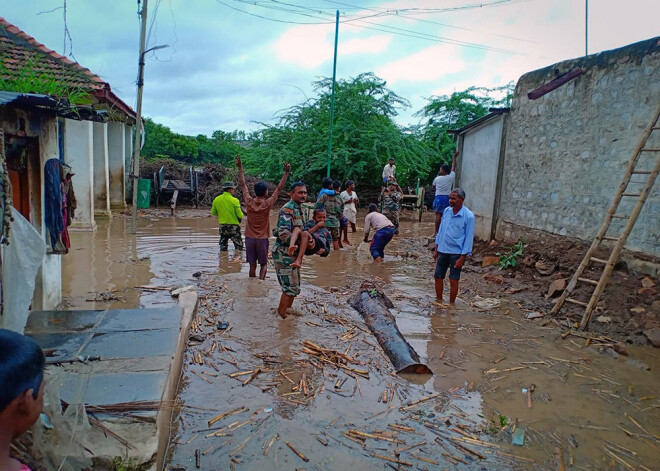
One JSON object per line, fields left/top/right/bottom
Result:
{"left": 0, "top": 17, "right": 136, "bottom": 228}
{"left": 0, "top": 17, "right": 137, "bottom": 319}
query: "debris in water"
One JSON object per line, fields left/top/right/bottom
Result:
{"left": 512, "top": 428, "right": 525, "bottom": 446}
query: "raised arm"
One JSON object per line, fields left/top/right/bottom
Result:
{"left": 235, "top": 155, "right": 250, "bottom": 198}
{"left": 271, "top": 162, "right": 290, "bottom": 202}
{"left": 451, "top": 150, "right": 458, "bottom": 172}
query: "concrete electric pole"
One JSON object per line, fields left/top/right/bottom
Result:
{"left": 131, "top": 0, "right": 148, "bottom": 234}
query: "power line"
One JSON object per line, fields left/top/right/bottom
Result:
{"left": 221, "top": 0, "right": 521, "bottom": 54}
{"left": 319, "top": 0, "right": 537, "bottom": 44}
{"left": 215, "top": 0, "right": 334, "bottom": 25}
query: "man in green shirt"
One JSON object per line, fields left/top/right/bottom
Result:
{"left": 211, "top": 182, "right": 244, "bottom": 251}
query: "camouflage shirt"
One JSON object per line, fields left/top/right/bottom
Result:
{"left": 273, "top": 199, "right": 305, "bottom": 249}
{"left": 315, "top": 193, "right": 343, "bottom": 228}
{"left": 382, "top": 191, "right": 402, "bottom": 212}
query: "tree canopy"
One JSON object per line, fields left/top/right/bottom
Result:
{"left": 140, "top": 75, "right": 513, "bottom": 189}
{"left": 243, "top": 73, "right": 435, "bottom": 187}
{"left": 141, "top": 118, "right": 245, "bottom": 165}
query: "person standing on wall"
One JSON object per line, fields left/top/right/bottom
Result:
{"left": 382, "top": 158, "right": 396, "bottom": 187}
{"left": 434, "top": 188, "right": 474, "bottom": 306}
{"left": 432, "top": 150, "right": 458, "bottom": 235}
{"left": 236, "top": 156, "right": 290, "bottom": 280}
{"left": 211, "top": 181, "right": 244, "bottom": 251}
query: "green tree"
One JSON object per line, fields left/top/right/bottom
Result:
{"left": 244, "top": 73, "right": 434, "bottom": 188}
{"left": 416, "top": 83, "right": 513, "bottom": 181}
{"left": 141, "top": 118, "right": 245, "bottom": 165}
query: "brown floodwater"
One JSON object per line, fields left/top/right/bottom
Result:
{"left": 61, "top": 209, "right": 660, "bottom": 470}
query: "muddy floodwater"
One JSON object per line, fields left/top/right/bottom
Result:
{"left": 62, "top": 210, "right": 660, "bottom": 470}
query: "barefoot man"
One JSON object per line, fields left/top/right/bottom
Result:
{"left": 434, "top": 188, "right": 475, "bottom": 305}
{"left": 236, "top": 156, "right": 290, "bottom": 279}
{"left": 272, "top": 181, "right": 311, "bottom": 318}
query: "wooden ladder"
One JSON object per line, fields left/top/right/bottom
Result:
{"left": 551, "top": 101, "right": 660, "bottom": 329}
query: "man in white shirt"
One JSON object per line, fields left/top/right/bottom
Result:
{"left": 382, "top": 158, "right": 396, "bottom": 186}
{"left": 340, "top": 180, "right": 359, "bottom": 234}
{"left": 363, "top": 204, "right": 395, "bottom": 263}
{"left": 432, "top": 150, "right": 458, "bottom": 234}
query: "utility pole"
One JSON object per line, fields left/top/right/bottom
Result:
{"left": 131, "top": 0, "right": 148, "bottom": 234}
{"left": 585, "top": 0, "right": 588, "bottom": 56}
{"left": 327, "top": 10, "right": 339, "bottom": 178}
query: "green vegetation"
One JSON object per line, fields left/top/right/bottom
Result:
{"left": 141, "top": 118, "right": 246, "bottom": 165}
{"left": 138, "top": 73, "right": 513, "bottom": 189}
{"left": 496, "top": 239, "right": 525, "bottom": 269}
{"left": 0, "top": 57, "right": 91, "bottom": 104}
{"left": 111, "top": 457, "right": 149, "bottom": 471}
{"left": 415, "top": 84, "right": 513, "bottom": 182}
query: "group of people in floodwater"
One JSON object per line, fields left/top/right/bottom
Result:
{"left": 211, "top": 154, "right": 474, "bottom": 319}
{"left": 0, "top": 152, "right": 477, "bottom": 471}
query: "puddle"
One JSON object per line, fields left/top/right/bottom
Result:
{"left": 60, "top": 210, "right": 660, "bottom": 470}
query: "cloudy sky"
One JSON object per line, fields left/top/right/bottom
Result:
{"left": 3, "top": 0, "right": 658, "bottom": 136}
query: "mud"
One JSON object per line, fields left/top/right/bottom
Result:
{"left": 59, "top": 209, "right": 660, "bottom": 470}
{"left": 471, "top": 234, "right": 660, "bottom": 344}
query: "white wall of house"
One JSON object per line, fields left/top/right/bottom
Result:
{"left": 93, "top": 122, "right": 110, "bottom": 216}
{"left": 108, "top": 121, "right": 126, "bottom": 208}
{"left": 64, "top": 119, "right": 96, "bottom": 230}
{"left": 124, "top": 124, "right": 133, "bottom": 203}
{"left": 33, "top": 118, "right": 62, "bottom": 310}
{"left": 457, "top": 115, "right": 506, "bottom": 241}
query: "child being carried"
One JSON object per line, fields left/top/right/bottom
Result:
{"left": 288, "top": 208, "right": 332, "bottom": 268}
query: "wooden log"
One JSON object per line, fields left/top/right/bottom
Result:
{"left": 349, "top": 281, "right": 432, "bottom": 374}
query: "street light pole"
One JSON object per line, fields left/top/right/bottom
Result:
{"left": 585, "top": 0, "right": 588, "bottom": 56}
{"left": 131, "top": 0, "right": 148, "bottom": 234}
{"left": 327, "top": 10, "right": 339, "bottom": 178}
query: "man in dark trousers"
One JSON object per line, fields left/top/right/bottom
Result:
{"left": 433, "top": 188, "right": 475, "bottom": 305}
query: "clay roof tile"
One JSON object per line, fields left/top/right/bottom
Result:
{"left": 0, "top": 16, "right": 135, "bottom": 119}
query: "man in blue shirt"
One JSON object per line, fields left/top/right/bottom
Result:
{"left": 434, "top": 188, "right": 475, "bottom": 305}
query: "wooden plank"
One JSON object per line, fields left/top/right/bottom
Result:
{"left": 527, "top": 68, "right": 583, "bottom": 100}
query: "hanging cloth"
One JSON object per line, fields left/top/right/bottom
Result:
{"left": 44, "top": 158, "right": 64, "bottom": 251}
{"left": 0, "top": 207, "right": 47, "bottom": 332}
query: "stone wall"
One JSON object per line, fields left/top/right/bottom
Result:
{"left": 497, "top": 37, "right": 660, "bottom": 257}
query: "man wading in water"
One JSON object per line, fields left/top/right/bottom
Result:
{"left": 236, "top": 156, "right": 290, "bottom": 280}
{"left": 272, "top": 181, "right": 311, "bottom": 319}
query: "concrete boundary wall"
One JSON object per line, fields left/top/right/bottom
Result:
{"left": 497, "top": 37, "right": 660, "bottom": 257}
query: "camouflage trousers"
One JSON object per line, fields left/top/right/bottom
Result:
{"left": 271, "top": 246, "right": 301, "bottom": 297}
{"left": 383, "top": 210, "right": 399, "bottom": 233}
{"left": 218, "top": 224, "right": 243, "bottom": 251}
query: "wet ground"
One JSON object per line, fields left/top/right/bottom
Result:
{"left": 62, "top": 209, "right": 660, "bottom": 470}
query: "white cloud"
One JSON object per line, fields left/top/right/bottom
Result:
{"left": 342, "top": 35, "right": 393, "bottom": 55}
{"left": 272, "top": 24, "right": 334, "bottom": 69}
{"left": 376, "top": 45, "right": 465, "bottom": 83}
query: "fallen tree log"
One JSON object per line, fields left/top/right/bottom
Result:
{"left": 349, "top": 281, "right": 432, "bottom": 375}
